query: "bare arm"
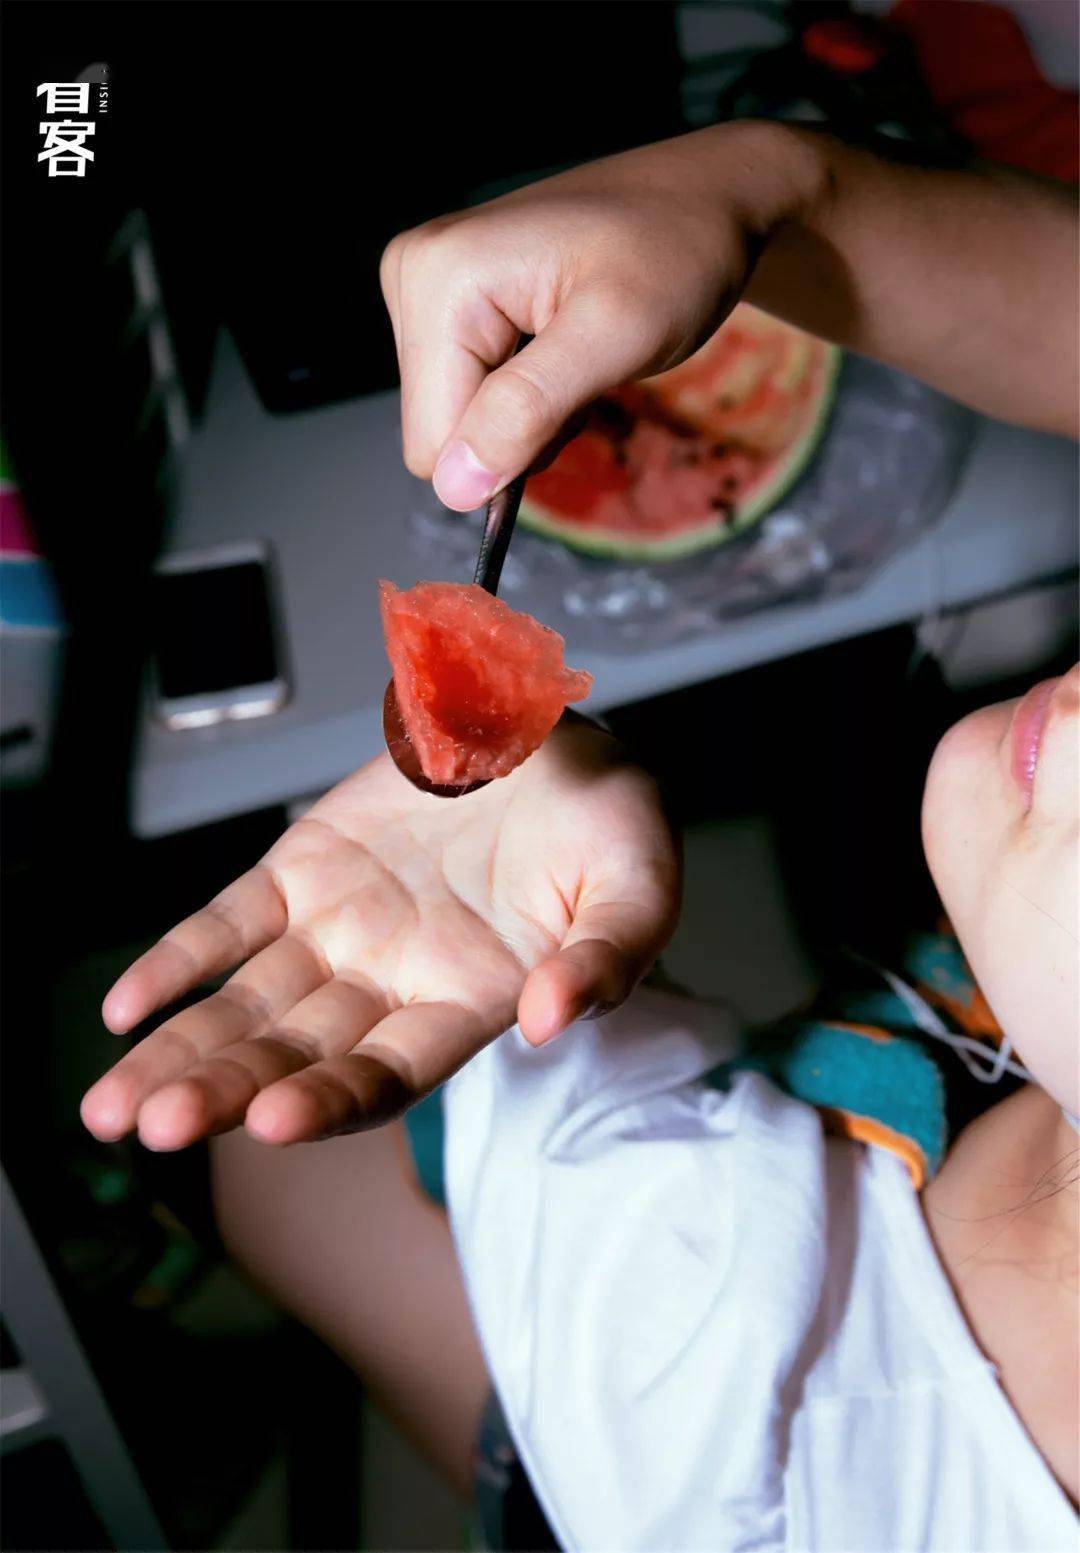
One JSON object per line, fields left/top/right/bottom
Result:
{"left": 749, "top": 130, "right": 1079, "bottom": 438}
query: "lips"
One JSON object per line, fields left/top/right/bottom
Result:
{"left": 1009, "top": 677, "right": 1061, "bottom": 806}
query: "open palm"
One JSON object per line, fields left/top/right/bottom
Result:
{"left": 81, "top": 720, "right": 679, "bottom": 1151}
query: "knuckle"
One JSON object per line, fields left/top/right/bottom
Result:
{"left": 578, "top": 280, "right": 670, "bottom": 369}
{"left": 481, "top": 365, "right": 554, "bottom": 447}
{"left": 378, "top": 231, "right": 408, "bottom": 299}
{"left": 582, "top": 280, "right": 649, "bottom": 336}
{"left": 395, "top": 216, "right": 464, "bottom": 275}
{"left": 379, "top": 219, "right": 448, "bottom": 293}
{"left": 400, "top": 413, "right": 436, "bottom": 478}
{"left": 401, "top": 440, "right": 434, "bottom": 479}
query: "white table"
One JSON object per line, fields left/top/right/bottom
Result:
{"left": 133, "top": 331, "right": 1078, "bottom": 838}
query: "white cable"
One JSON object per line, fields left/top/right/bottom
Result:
{"left": 844, "top": 951, "right": 1034, "bottom": 1084}
{"left": 844, "top": 953, "right": 1080, "bottom": 1136}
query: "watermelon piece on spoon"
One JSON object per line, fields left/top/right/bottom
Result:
{"left": 379, "top": 580, "right": 593, "bottom": 787}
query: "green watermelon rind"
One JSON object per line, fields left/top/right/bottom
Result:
{"left": 519, "top": 346, "right": 842, "bottom": 564}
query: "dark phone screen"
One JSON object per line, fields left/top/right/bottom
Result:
{"left": 151, "top": 560, "right": 279, "bottom": 699}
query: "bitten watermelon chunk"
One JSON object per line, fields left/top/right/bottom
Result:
{"left": 379, "top": 580, "right": 593, "bottom": 786}
{"left": 520, "top": 303, "right": 840, "bottom": 562}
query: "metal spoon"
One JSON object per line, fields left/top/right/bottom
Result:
{"left": 383, "top": 467, "right": 529, "bottom": 797}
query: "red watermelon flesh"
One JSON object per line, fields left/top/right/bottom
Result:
{"left": 521, "top": 304, "right": 840, "bottom": 562}
{"left": 379, "top": 580, "right": 593, "bottom": 786}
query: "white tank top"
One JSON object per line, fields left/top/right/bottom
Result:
{"left": 444, "top": 988, "right": 1077, "bottom": 1551}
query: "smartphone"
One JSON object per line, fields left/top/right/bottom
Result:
{"left": 150, "top": 541, "right": 288, "bottom": 730}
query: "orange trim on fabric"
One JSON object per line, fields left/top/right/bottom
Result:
{"left": 927, "top": 917, "right": 1004, "bottom": 1039}
{"left": 918, "top": 983, "right": 1003, "bottom": 1041}
{"left": 818, "top": 1106, "right": 927, "bottom": 1190}
{"left": 827, "top": 1020, "right": 894, "bottom": 1044}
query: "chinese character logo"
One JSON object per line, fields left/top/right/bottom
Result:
{"left": 36, "top": 76, "right": 107, "bottom": 177}
{"left": 38, "top": 119, "right": 96, "bottom": 177}
{"left": 36, "top": 82, "right": 91, "bottom": 114}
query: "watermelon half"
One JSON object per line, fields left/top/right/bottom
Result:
{"left": 520, "top": 304, "right": 840, "bottom": 562}
{"left": 379, "top": 580, "right": 593, "bottom": 787}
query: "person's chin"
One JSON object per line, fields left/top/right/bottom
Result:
{"left": 921, "top": 710, "right": 1008, "bottom": 924}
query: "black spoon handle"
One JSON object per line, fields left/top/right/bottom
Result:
{"left": 473, "top": 472, "right": 527, "bottom": 596}
{"left": 472, "top": 333, "right": 533, "bottom": 598}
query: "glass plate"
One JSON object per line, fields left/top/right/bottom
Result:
{"left": 406, "top": 358, "right": 976, "bottom": 651}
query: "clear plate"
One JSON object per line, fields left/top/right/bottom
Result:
{"left": 407, "top": 358, "right": 976, "bottom": 651}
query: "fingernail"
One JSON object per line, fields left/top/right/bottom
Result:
{"left": 580, "top": 1001, "right": 616, "bottom": 1023}
{"left": 433, "top": 441, "right": 499, "bottom": 511}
